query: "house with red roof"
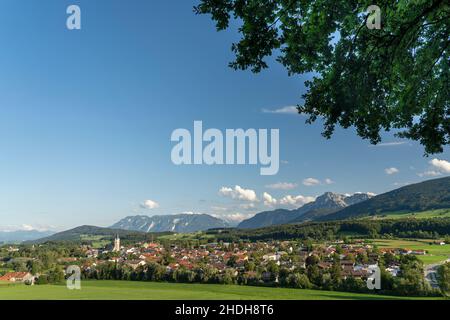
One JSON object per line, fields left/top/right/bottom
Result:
{"left": 0, "top": 272, "right": 35, "bottom": 284}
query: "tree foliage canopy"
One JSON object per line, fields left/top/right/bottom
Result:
{"left": 195, "top": 0, "right": 449, "bottom": 154}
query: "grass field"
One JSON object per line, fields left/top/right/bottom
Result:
{"left": 80, "top": 235, "right": 111, "bottom": 249}
{"left": 368, "top": 209, "right": 450, "bottom": 220}
{"left": 158, "top": 232, "right": 216, "bottom": 242}
{"left": 0, "top": 280, "right": 443, "bottom": 300}
{"left": 372, "top": 239, "right": 450, "bottom": 264}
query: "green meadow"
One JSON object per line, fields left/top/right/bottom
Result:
{"left": 372, "top": 239, "right": 450, "bottom": 264}
{"left": 0, "top": 280, "right": 443, "bottom": 300}
{"left": 157, "top": 232, "right": 216, "bottom": 242}
{"left": 80, "top": 235, "right": 111, "bottom": 249}
{"left": 369, "top": 209, "right": 450, "bottom": 220}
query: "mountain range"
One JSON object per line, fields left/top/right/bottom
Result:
{"left": 322, "top": 176, "right": 450, "bottom": 221}
{"left": 25, "top": 215, "right": 229, "bottom": 244}
{"left": 110, "top": 214, "right": 229, "bottom": 233}
{"left": 0, "top": 230, "right": 55, "bottom": 244}
{"left": 22, "top": 176, "right": 450, "bottom": 243}
{"left": 237, "top": 192, "right": 374, "bottom": 229}
{"left": 238, "top": 176, "right": 450, "bottom": 228}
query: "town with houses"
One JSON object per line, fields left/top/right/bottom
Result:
{"left": 84, "top": 236, "right": 395, "bottom": 280}
{"left": 1, "top": 234, "right": 446, "bottom": 295}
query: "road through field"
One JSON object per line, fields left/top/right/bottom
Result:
{"left": 424, "top": 259, "right": 450, "bottom": 290}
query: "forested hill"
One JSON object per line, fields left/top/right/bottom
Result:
{"left": 323, "top": 177, "right": 450, "bottom": 221}
{"left": 209, "top": 218, "right": 450, "bottom": 242}
{"left": 27, "top": 225, "right": 170, "bottom": 244}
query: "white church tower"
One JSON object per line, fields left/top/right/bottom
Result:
{"left": 113, "top": 234, "right": 120, "bottom": 252}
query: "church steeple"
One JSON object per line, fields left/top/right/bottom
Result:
{"left": 113, "top": 234, "right": 120, "bottom": 252}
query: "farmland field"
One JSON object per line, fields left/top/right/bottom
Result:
{"left": 157, "top": 232, "right": 216, "bottom": 242}
{"left": 80, "top": 235, "right": 111, "bottom": 249}
{"left": 372, "top": 239, "right": 450, "bottom": 264}
{"left": 0, "top": 281, "right": 443, "bottom": 300}
{"left": 367, "top": 209, "right": 450, "bottom": 220}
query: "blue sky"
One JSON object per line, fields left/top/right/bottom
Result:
{"left": 0, "top": 0, "right": 449, "bottom": 231}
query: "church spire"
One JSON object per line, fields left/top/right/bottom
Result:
{"left": 113, "top": 234, "right": 120, "bottom": 252}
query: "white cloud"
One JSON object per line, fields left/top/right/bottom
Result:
{"left": 219, "top": 185, "right": 258, "bottom": 202}
{"left": 369, "top": 141, "right": 407, "bottom": 147}
{"left": 279, "top": 194, "right": 315, "bottom": 207}
{"left": 417, "top": 159, "right": 450, "bottom": 177}
{"left": 418, "top": 170, "right": 442, "bottom": 177}
{"left": 302, "top": 178, "right": 321, "bottom": 186}
{"left": 180, "top": 211, "right": 195, "bottom": 215}
{"left": 0, "top": 224, "right": 55, "bottom": 232}
{"left": 21, "top": 224, "right": 35, "bottom": 231}
{"left": 211, "top": 206, "right": 228, "bottom": 212}
{"left": 263, "top": 192, "right": 277, "bottom": 206}
{"left": 212, "top": 212, "right": 254, "bottom": 223}
{"left": 265, "top": 182, "right": 298, "bottom": 190}
{"left": 140, "top": 199, "right": 160, "bottom": 209}
{"left": 262, "top": 106, "right": 298, "bottom": 114}
{"left": 430, "top": 158, "right": 450, "bottom": 173}
{"left": 353, "top": 191, "right": 377, "bottom": 196}
{"left": 385, "top": 167, "right": 399, "bottom": 175}
{"left": 301, "top": 178, "right": 335, "bottom": 186}
{"left": 240, "top": 203, "right": 256, "bottom": 210}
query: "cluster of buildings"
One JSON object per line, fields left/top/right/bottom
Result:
{"left": 83, "top": 236, "right": 260, "bottom": 274}
{"left": 2, "top": 237, "right": 443, "bottom": 285}
{"left": 79, "top": 237, "right": 410, "bottom": 280}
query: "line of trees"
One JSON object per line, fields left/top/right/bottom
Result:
{"left": 437, "top": 262, "right": 450, "bottom": 296}
{"left": 213, "top": 218, "right": 450, "bottom": 242}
